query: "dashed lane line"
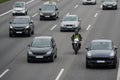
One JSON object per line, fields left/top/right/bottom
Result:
{"left": 86, "top": 25, "right": 91, "bottom": 30}
{"left": 0, "top": 69, "right": 9, "bottom": 78}
{"left": 55, "top": 68, "right": 64, "bottom": 80}
{"left": 50, "top": 24, "right": 57, "bottom": 31}
{"left": 94, "top": 13, "right": 98, "bottom": 17}
{"left": 74, "top": 4, "right": 79, "bottom": 8}
{"left": 32, "top": 13, "right": 38, "bottom": 17}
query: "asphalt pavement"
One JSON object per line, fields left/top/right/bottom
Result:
{"left": 0, "top": 0, "right": 120, "bottom": 80}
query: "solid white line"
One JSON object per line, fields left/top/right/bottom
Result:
{"left": 0, "top": 0, "right": 34, "bottom": 17}
{"left": 94, "top": 13, "right": 98, "bottom": 17}
{"left": 50, "top": 25, "right": 57, "bottom": 30}
{"left": 86, "top": 25, "right": 91, "bottom": 30}
{"left": 66, "top": 13, "right": 70, "bottom": 15}
{"left": 0, "top": 69, "right": 9, "bottom": 78}
{"left": 117, "top": 59, "right": 120, "bottom": 80}
{"left": 32, "top": 13, "right": 38, "bottom": 17}
{"left": 55, "top": 68, "right": 64, "bottom": 80}
{"left": 74, "top": 4, "right": 79, "bottom": 8}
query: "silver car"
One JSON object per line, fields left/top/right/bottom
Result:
{"left": 60, "top": 15, "right": 81, "bottom": 32}
{"left": 12, "top": 1, "right": 28, "bottom": 16}
{"left": 82, "top": 0, "right": 96, "bottom": 5}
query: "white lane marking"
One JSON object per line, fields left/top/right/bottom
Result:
{"left": 50, "top": 25, "right": 57, "bottom": 30}
{"left": 86, "top": 25, "right": 91, "bottom": 30}
{"left": 66, "top": 13, "right": 70, "bottom": 15}
{"left": 94, "top": 13, "right": 98, "bottom": 17}
{"left": 26, "top": 0, "right": 34, "bottom": 4}
{"left": 74, "top": 4, "right": 79, "bottom": 8}
{"left": 0, "top": 10, "right": 12, "bottom": 17}
{"left": 0, "top": 0, "right": 34, "bottom": 17}
{"left": 100, "top": 5, "right": 102, "bottom": 8}
{"left": 32, "top": 13, "right": 38, "bottom": 17}
{"left": 117, "top": 59, "right": 120, "bottom": 80}
{"left": 55, "top": 68, "right": 64, "bottom": 80}
{"left": 0, "top": 69, "right": 9, "bottom": 78}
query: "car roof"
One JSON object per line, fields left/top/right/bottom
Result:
{"left": 14, "top": 16, "right": 30, "bottom": 19}
{"left": 65, "top": 14, "right": 78, "bottom": 17}
{"left": 34, "top": 36, "right": 53, "bottom": 40}
{"left": 92, "top": 39, "right": 112, "bottom": 43}
{"left": 15, "top": 1, "right": 25, "bottom": 4}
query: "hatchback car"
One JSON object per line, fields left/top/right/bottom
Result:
{"left": 82, "top": 0, "right": 96, "bottom": 5}
{"left": 27, "top": 36, "right": 57, "bottom": 62}
{"left": 39, "top": 1, "right": 59, "bottom": 20}
{"left": 9, "top": 16, "right": 34, "bottom": 37}
{"left": 12, "top": 1, "right": 28, "bottom": 16}
{"left": 60, "top": 15, "right": 81, "bottom": 32}
{"left": 102, "top": 0, "right": 118, "bottom": 10}
{"left": 86, "top": 39, "right": 117, "bottom": 68}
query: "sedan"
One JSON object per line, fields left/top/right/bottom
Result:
{"left": 60, "top": 14, "right": 81, "bottom": 32}
{"left": 27, "top": 36, "right": 57, "bottom": 62}
{"left": 86, "top": 39, "right": 117, "bottom": 68}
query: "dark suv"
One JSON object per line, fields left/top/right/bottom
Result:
{"left": 86, "top": 39, "right": 117, "bottom": 68}
{"left": 102, "top": 0, "right": 118, "bottom": 10}
{"left": 39, "top": 2, "right": 59, "bottom": 20}
{"left": 27, "top": 36, "right": 57, "bottom": 62}
{"left": 9, "top": 16, "right": 34, "bottom": 37}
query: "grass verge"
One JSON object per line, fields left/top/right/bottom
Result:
{"left": 0, "top": 0, "right": 9, "bottom": 3}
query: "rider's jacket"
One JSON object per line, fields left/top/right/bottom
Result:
{"left": 71, "top": 33, "right": 82, "bottom": 42}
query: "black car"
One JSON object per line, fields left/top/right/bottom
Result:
{"left": 9, "top": 16, "right": 34, "bottom": 37}
{"left": 39, "top": 1, "right": 59, "bottom": 20}
{"left": 27, "top": 36, "right": 57, "bottom": 62}
{"left": 86, "top": 39, "right": 117, "bottom": 68}
{"left": 102, "top": 0, "right": 118, "bottom": 10}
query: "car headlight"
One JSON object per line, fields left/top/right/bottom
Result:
{"left": 40, "top": 13, "right": 43, "bottom": 15}
{"left": 110, "top": 52, "right": 115, "bottom": 57}
{"left": 87, "top": 52, "right": 92, "bottom": 58}
{"left": 113, "top": 3, "right": 117, "bottom": 6}
{"left": 47, "top": 50, "right": 52, "bottom": 55}
{"left": 52, "top": 12, "right": 56, "bottom": 15}
{"left": 25, "top": 25, "right": 30, "bottom": 29}
{"left": 10, "top": 25, "right": 13, "bottom": 29}
{"left": 28, "top": 51, "right": 33, "bottom": 55}
{"left": 103, "top": 3, "right": 106, "bottom": 6}
{"left": 21, "top": 10, "right": 25, "bottom": 13}
{"left": 60, "top": 23, "right": 64, "bottom": 27}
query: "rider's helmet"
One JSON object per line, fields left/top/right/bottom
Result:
{"left": 75, "top": 29, "right": 79, "bottom": 35}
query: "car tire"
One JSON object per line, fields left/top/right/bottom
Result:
{"left": 50, "top": 55, "right": 55, "bottom": 62}
{"left": 28, "top": 30, "right": 31, "bottom": 37}
{"left": 112, "top": 64, "right": 116, "bottom": 68}
{"left": 32, "top": 29, "right": 34, "bottom": 34}
{"left": 86, "top": 61, "right": 90, "bottom": 68}
{"left": 9, "top": 33, "right": 13, "bottom": 37}
{"left": 27, "top": 57, "right": 32, "bottom": 63}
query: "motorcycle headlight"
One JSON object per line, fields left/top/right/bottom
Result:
{"left": 28, "top": 51, "right": 33, "bottom": 55}
{"left": 25, "top": 25, "right": 30, "bottom": 29}
{"left": 10, "top": 25, "right": 13, "bottom": 29}
{"left": 52, "top": 12, "right": 56, "bottom": 15}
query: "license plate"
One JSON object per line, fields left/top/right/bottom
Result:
{"left": 67, "top": 27, "right": 72, "bottom": 28}
{"left": 97, "top": 60, "right": 105, "bottom": 63}
{"left": 16, "top": 32, "right": 22, "bottom": 34}
{"left": 108, "top": 6, "right": 112, "bottom": 8}
{"left": 45, "top": 16, "right": 50, "bottom": 17}
{"left": 36, "top": 56, "right": 43, "bottom": 58}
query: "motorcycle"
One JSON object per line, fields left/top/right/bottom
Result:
{"left": 72, "top": 38, "right": 81, "bottom": 55}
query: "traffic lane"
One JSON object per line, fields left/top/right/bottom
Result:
{"left": 61, "top": 8, "right": 120, "bottom": 80}
{"left": 0, "top": 2, "right": 101, "bottom": 80}
{"left": 0, "top": 0, "right": 30, "bottom": 14}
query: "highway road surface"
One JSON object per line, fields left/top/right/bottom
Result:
{"left": 0, "top": 0, "right": 120, "bottom": 80}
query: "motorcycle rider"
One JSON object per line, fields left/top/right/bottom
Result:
{"left": 71, "top": 29, "right": 82, "bottom": 49}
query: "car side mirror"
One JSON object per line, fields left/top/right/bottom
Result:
{"left": 117, "top": 1, "right": 118, "bottom": 2}
{"left": 56, "top": 8, "right": 58, "bottom": 10}
{"left": 28, "top": 44, "right": 30, "bottom": 47}
{"left": 30, "top": 20, "right": 33, "bottom": 23}
{"left": 39, "top": 8, "right": 41, "bottom": 10}
{"left": 102, "top": 1, "right": 103, "bottom": 2}
{"left": 114, "top": 46, "right": 118, "bottom": 50}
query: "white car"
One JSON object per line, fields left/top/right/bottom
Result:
{"left": 82, "top": 0, "right": 96, "bottom": 5}
{"left": 12, "top": 1, "right": 28, "bottom": 16}
{"left": 60, "top": 15, "right": 81, "bottom": 32}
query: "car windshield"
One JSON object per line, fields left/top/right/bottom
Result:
{"left": 13, "top": 18, "right": 29, "bottom": 24}
{"left": 14, "top": 2, "right": 24, "bottom": 8}
{"left": 41, "top": 5, "right": 55, "bottom": 11}
{"left": 91, "top": 41, "right": 112, "bottom": 50}
{"left": 63, "top": 16, "right": 78, "bottom": 21}
{"left": 31, "top": 38, "right": 51, "bottom": 48}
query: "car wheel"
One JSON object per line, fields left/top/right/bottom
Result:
{"left": 28, "top": 30, "right": 31, "bottom": 37}
{"left": 112, "top": 64, "right": 116, "bottom": 68}
{"left": 50, "top": 55, "right": 55, "bottom": 62}
{"left": 9, "top": 33, "right": 13, "bottom": 37}
{"left": 86, "top": 61, "right": 90, "bottom": 68}
{"left": 32, "top": 30, "right": 34, "bottom": 34}
{"left": 27, "top": 57, "right": 32, "bottom": 63}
